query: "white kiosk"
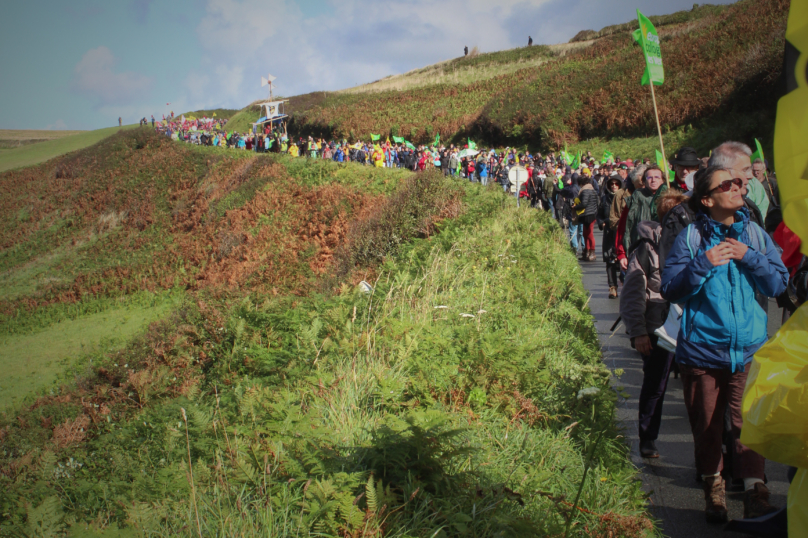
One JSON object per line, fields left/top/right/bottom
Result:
{"left": 252, "top": 100, "right": 289, "bottom": 136}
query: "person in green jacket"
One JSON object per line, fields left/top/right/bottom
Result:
{"left": 624, "top": 165, "right": 668, "bottom": 252}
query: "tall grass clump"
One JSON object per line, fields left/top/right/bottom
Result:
{"left": 0, "top": 182, "right": 651, "bottom": 536}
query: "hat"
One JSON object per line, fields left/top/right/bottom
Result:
{"left": 625, "top": 159, "right": 634, "bottom": 166}
{"left": 670, "top": 146, "right": 700, "bottom": 167}
{"left": 618, "top": 163, "right": 628, "bottom": 170}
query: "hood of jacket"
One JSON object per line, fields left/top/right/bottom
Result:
{"left": 693, "top": 206, "right": 751, "bottom": 243}
{"left": 628, "top": 220, "right": 661, "bottom": 254}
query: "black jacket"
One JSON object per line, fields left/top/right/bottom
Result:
{"left": 574, "top": 184, "right": 599, "bottom": 218}
{"left": 659, "top": 201, "right": 694, "bottom": 272}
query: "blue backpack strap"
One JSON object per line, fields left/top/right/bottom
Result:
{"left": 746, "top": 221, "right": 767, "bottom": 255}
{"left": 685, "top": 223, "right": 701, "bottom": 259}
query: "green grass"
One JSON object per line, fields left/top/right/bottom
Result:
{"left": 0, "top": 133, "right": 652, "bottom": 536}
{"left": 177, "top": 108, "right": 239, "bottom": 120}
{"left": 0, "top": 130, "right": 87, "bottom": 150}
{"left": 0, "top": 180, "right": 652, "bottom": 537}
{"left": 0, "top": 291, "right": 183, "bottom": 409}
{"left": 0, "top": 125, "right": 140, "bottom": 173}
{"left": 223, "top": 105, "right": 262, "bottom": 133}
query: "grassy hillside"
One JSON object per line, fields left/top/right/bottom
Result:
{"left": 223, "top": 103, "right": 263, "bottom": 133}
{"left": 177, "top": 108, "right": 240, "bottom": 120}
{"left": 0, "top": 130, "right": 650, "bottom": 537}
{"left": 0, "top": 125, "right": 139, "bottom": 173}
{"left": 0, "top": 130, "right": 86, "bottom": 150}
{"left": 283, "top": 0, "right": 786, "bottom": 153}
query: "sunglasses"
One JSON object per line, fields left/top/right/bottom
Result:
{"left": 708, "top": 177, "right": 743, "bottom": 194}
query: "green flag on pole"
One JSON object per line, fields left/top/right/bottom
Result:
{"left": 603, "top": 150, "right": 615, "bottom": 164}
{"left": 468, "top": 138, "right": 477, "bottom": 151}
{"left": 561, "top": 150, "right": 574, "bottom": 166}
{"left": 393, "top": 136, "right": 405, "bottom": 144}
{"left": 633, "top": 11, "right": 664, "bottom": 86}
{"left": 435, "top": 134, "right": 440, "bottom": 146}
{"left": 370, "top": 133, "right": 380, "bottom": 141}
{"left": 655, "top": 149, "right": 664, "bottom": 168}
{"left": 655, "top": 149, "right": 674, "bottom": 182}
{"left": 404, "top": 140, "right": 416, "bottom": 150}
{"left": 750, "top": 138, "right": 765, "bottom": 165}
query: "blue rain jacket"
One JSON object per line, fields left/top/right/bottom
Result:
{"left": 660, "top": 208, "right": 788, "bottom": 372}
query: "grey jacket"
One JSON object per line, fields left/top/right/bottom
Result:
{"left": 619, "top": 220, "right": 669, "bottom": 339}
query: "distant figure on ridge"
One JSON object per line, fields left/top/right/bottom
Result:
{"left": 528, "top": 36, "right": 533, "bottom": 46}
{"left": 464, "top": 45, "right": 468, "bottom": 56}
{"left": 118, "top": 117, "right": 122, "bottom": 127}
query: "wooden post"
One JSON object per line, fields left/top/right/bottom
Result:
{"left": 648, "top": 81, "right": 668, "bottom": 179}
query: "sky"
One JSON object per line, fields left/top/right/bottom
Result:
{"left": 0, "top": 0, "right": 739, "bottom": 131}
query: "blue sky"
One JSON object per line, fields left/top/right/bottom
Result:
{"left": 0, "top": 0, "right": 738, "bottom": 131}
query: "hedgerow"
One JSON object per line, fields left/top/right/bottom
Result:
{"left": 1, "top": 186, "right": 651, "bottom": 536}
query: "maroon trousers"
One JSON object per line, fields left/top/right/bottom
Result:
{"left": 680, "top": 365, "right": 765, "bottom": 479}
{"left": 583, "top": 220, "right": 595, "bottom": 251}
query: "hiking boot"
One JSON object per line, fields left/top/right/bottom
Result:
{"left": 702, "top": 475, "right": 728, "bottom": 524}
{"left": 640, "top": 440, "right": 659, "bottom": 458}
{"left": 579, "top": 249, "right": 588, "bottom": 261}
{"left": 608, "top": 286, "right": 618, "bottom": 299}
{"left": 588, "top": 250, "right": 597, "bottom": 262}
{"left": 744, "top": 482, "right": 778, "bottom": 519}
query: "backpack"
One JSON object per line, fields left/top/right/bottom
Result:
{"left": 683, "top": 220, "right": 767, "bottom": 259}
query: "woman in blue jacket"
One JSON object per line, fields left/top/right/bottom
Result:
{"left": 661, "top": 166, "right": 788, "bottom": 524}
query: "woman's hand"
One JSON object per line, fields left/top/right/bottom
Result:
{"left": 620, "top": 257, "right": 628, "bottom": 271}
{"left": 705, "top": 242, "right": 733, "bottom": 266}
{"left": 634, "top": 335, "right": 652, "bottom": 356}
{"left": 724, "top": 238, "right": 749, "bottom": 260}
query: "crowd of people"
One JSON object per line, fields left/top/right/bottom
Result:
{"left": 522, "top": 140, "right": 805, "bottom": 526}
{"left": 607, "top": 142, "right": 805, "bottom": 526}
{"left": 152, "top": 118, "right": 808, "bottom": 525}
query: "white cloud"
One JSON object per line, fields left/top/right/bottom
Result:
{"left": 71, "top": 46, "right": 154, "bottom": 106}
{"left": 178, "top": 0, "right": 558, "bottom": 112}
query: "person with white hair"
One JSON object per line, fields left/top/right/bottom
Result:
{"left": 708, "top": 142, "right": 769, "bottom": 219}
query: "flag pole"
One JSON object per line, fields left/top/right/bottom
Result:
{"left": 648, "top": 81, "right": 668, "bottom": 178}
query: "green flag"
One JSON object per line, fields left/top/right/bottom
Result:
{"left": 561, "top": 150, "right": 574, "bottom": 165}
{"left": 655, "top": 149, "right": 665, "bottom": 168}
{"left": 435, "top": 133, "right": 440, "bottom": 146}
{"left": 468, "top": 138, "right": 477, "bottom": 150}
{"left": 655, "top": 149, "right": 674, "bottom": 182}
{"left": 393, "top": 136, "right": 405, "bottom": 143}
{"left": 603, "top": 150, "right": 614, "bottom": 164}
{"left": 750, "top": 138, "right": 765, "bottom": 165}
{"left": 405, "top": 140, "right": 416, "bottom": 150}
{"left": 633, "top": 10, "right": 664, "bottom": 86}
{"left": 371, "top": 133, "right": 380, "bottom": 141}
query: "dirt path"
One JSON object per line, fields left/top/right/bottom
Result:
{"left": 580, "top": 230, "right": 790, "bottom": 537}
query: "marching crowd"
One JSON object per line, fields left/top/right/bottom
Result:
{"left": 516, "top": 141, "right": 805, "bottom": 526}
{"left": 590, "top": 142, "right": 805, "bottom": 526}
{"left": 156, "top": 120, "right": 807, "bottom": 524}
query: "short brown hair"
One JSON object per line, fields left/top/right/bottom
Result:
{"left": 656, "top": 191, "right": 689, "bottom": 222}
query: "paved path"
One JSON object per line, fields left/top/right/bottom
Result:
{"left": 580, "top": 230, "right": 790, "bottom": 538}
